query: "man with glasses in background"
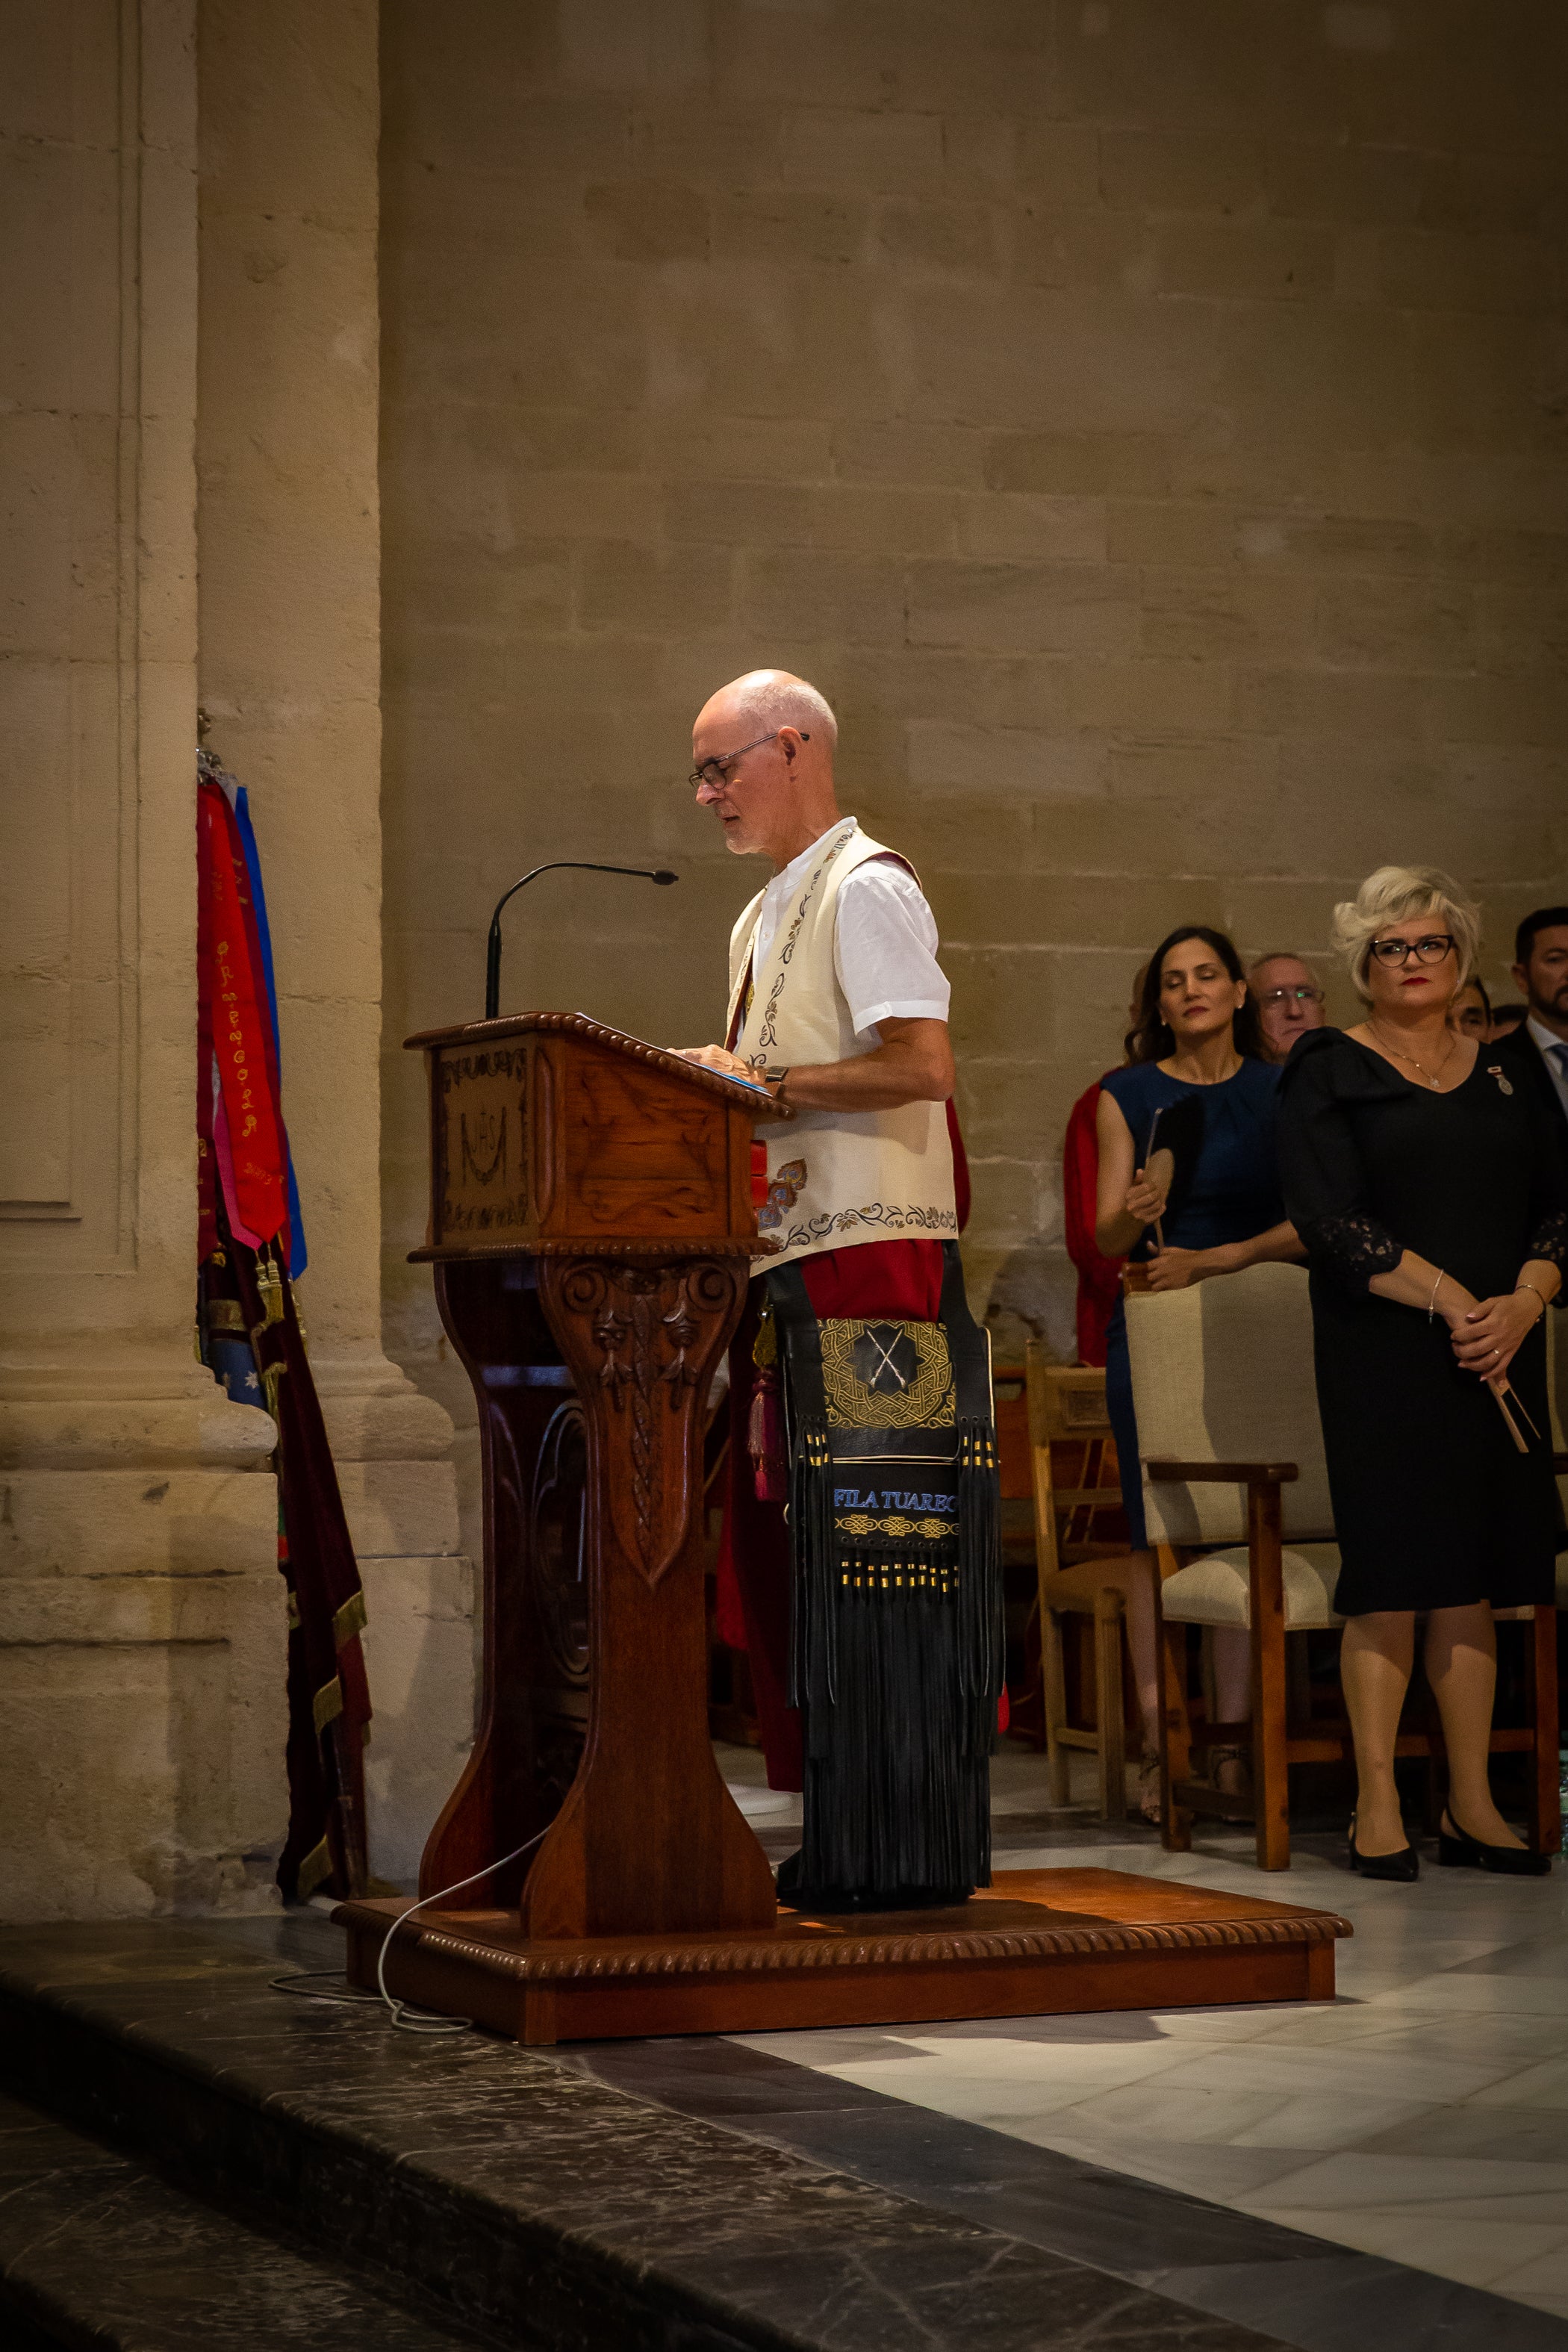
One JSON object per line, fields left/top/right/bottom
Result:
{"left": 677, "top": 670, "right": 1001, "bottom": 1915}
{"left": 1248, "top": 951, "right": 1327, "bottom": 1062}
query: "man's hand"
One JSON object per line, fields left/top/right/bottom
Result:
{"left": 677, "top": 1018, "right": 953, "bottom": 1116}
{"left": 675, "top": 1045, "right": 755, "bottom": 1080}
{"left": 673, "top": 1043, "right": 793, "bottom": 1116}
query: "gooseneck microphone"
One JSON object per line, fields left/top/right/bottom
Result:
{"left": 484, "top": 861, "right": 678, "bottom": 1019}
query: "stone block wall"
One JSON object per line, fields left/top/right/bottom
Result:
{"left": 0, "top": 0, "right": 290, "bottom": 1920}
{"left": 380, "top": 0, "right": 1568, "bottom": 1381}
{"left": 196, "top": 0, "right": 473, "bottom": 1887}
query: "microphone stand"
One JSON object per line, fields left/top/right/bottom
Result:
{"left": 484, "top": 861, "right": 677, "bottom": 1020}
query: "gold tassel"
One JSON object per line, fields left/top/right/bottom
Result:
{"left": 752, "top": 1297, "right": 777, "bottom": 1369}
{"left": 255, "top": 1248, "right": 287, "bottom": 1327}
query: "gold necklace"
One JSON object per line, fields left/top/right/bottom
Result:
{"left": 1367, "top": 1022, "right": 1456, "bottom": 1090}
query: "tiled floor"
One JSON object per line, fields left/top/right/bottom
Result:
{"left": 719, "top": 1741, "right": 1568, "bottom": 2323}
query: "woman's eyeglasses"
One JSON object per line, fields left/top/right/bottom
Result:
{"left": 1368, "top": 933, "right": 1454, "bottom": 967}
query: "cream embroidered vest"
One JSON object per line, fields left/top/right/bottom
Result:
{"left": 727, "top": 819, "right": 958, "bottom": 1274}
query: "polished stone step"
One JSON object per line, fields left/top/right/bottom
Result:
{"left": 0, "top": 2091, "right": 488, "bottom": 2351}
{"left": 0, "top": 1911, "right": 1287, "bottom": 2352}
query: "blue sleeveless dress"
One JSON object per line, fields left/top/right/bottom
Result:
{"left": 1099, "top": 1057, "right": 1286, "bottom": 1548}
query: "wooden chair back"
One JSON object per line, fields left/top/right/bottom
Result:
{"left": 1024, "top": 1348, "right": 1124, "bottom": 1578}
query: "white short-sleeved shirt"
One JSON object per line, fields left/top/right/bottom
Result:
{"left": 750, "top": 818, "right": 950, "bottom": 1044}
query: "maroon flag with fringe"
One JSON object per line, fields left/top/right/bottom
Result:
{"left": 196, "top": 762, "right": 371, "bottom": 1900}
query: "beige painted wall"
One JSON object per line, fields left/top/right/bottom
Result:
{"left": 379, "top": 0, "right": 1567, "bottom": 1408}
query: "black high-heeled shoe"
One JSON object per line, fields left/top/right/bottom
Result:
{"left": 1348, "top": 1813, "right": 1419, "bottom": 1882}
{"left": 1438, "top": 1811, "right": 1551, "bottom": 1877}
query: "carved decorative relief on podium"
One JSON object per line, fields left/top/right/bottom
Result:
{"left": 546, "top": 1260, "right": 741, "bottom": 1587}
{"left": 528, "top": 1399, "right": 588, "bottom": 1687}
{"left": 436, "top": 1043, "right": 529, "bottom": 1239}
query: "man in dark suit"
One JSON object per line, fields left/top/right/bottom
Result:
{"left": 1493, "top": 905, "right": 1568, "bottom": 1132}
{"left": 1496, "top": 912, "right": 1568, "bottom": 1549}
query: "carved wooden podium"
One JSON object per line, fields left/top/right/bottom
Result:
{"left": 337, "top": 1012, "right": 1349, "bottom": 2044}
{"left": 405, "top": 1012, "right": 775, "bottom": 1942}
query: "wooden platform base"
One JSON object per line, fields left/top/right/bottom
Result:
{"left": 337, "top": 1868, "right": 1351, "bottom": 2044}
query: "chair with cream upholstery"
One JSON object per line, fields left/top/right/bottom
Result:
{"left": 1125, "top": 1260, "right": 1560, "bottom": 1870}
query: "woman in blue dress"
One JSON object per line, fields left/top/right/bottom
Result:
{"left": 1086, "top": 927, "right": 1304, "bottom": 1813}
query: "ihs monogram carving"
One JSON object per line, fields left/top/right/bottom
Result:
{"left": 546, "top": 1260, "right": 739, "bottom": 1587}
{"left": 438, "top": 1046, "right": 528, "bottom": 1233}
{"left": 459, "top": 1106, "right": 506, "bottom": 1185}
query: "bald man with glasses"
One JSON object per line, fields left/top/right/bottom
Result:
{"left": 1248, "top": 951, "right": 1327, "bottom": 1061}
{"left": 678, "top": 669, "right": 1001, "bottom": 1915}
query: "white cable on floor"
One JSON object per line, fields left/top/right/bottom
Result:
{"left": 374, "top": 1830, "right": 547, "bottom": 2034}
{"left": 270, "top": 1828, "right": 547, "bottom": 2036}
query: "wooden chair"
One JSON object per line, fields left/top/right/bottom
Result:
{"left": 1125, "top": 1261, "right": 1561, "bottom": 1870}
{"left": 1024, "top": 1348, "right": 1136, "bottom": 1819}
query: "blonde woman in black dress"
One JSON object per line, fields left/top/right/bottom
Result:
{"left": 1278, "top": 867, "right": 1567, "bottom": 1881}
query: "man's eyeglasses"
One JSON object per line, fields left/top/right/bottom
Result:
{"left": 688, "top": 729, "right": 807, "bottom": 792}
{"left": 1369, "top": 934, "right": 1454, "bottom": 967}
{"left": 1258, "top": 986, "right": 1324, "bottom": 1008}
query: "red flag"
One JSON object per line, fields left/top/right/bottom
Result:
{"left": 196, "top": 787, "right": 220, "bottom": 1262}
{"left": 197, "top": 780, "right": 288, "bottom": 1247}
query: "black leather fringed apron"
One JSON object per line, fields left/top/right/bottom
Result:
{"left": 765, "top": 1240, "right": 1003, "bottom": 1911}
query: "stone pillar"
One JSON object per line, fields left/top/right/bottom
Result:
{"left": 196, "top": 0, "right": 473, "bottom": 1883}
{"left": 0, "top": 0, "right": 284, "bottom": 1920}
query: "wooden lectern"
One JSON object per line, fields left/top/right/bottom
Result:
{"left": 337, "top": 1010, "right": 1349, "bottom": 2043}
{"left": 404, "top": 1012, "right": 778, "bottom": 1939}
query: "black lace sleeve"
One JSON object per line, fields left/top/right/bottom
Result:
{"left": 1276, "top": 1034, "right": 1402, "bottom": 1296}
{"left": 1299, "top": 1210, "right": 1402, "bottom": 1281}
{"left": 1527, "top": 1207, "right": 1568, "bottom": 1278}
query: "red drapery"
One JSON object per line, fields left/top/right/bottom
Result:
{"left": 1063, "top": 1077, "right": 1123, "bottom": 1369}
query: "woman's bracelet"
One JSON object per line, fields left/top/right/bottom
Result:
{"left": 1428, "top": 1266, "right": 1446, "bottom": 1324}
{"left": 1514, "top": 1281, "right": 1547, "bottom": 1323}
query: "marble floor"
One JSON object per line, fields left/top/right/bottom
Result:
{"left": 718, "top": 1740, "right": 1568, "bottom": 2327}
